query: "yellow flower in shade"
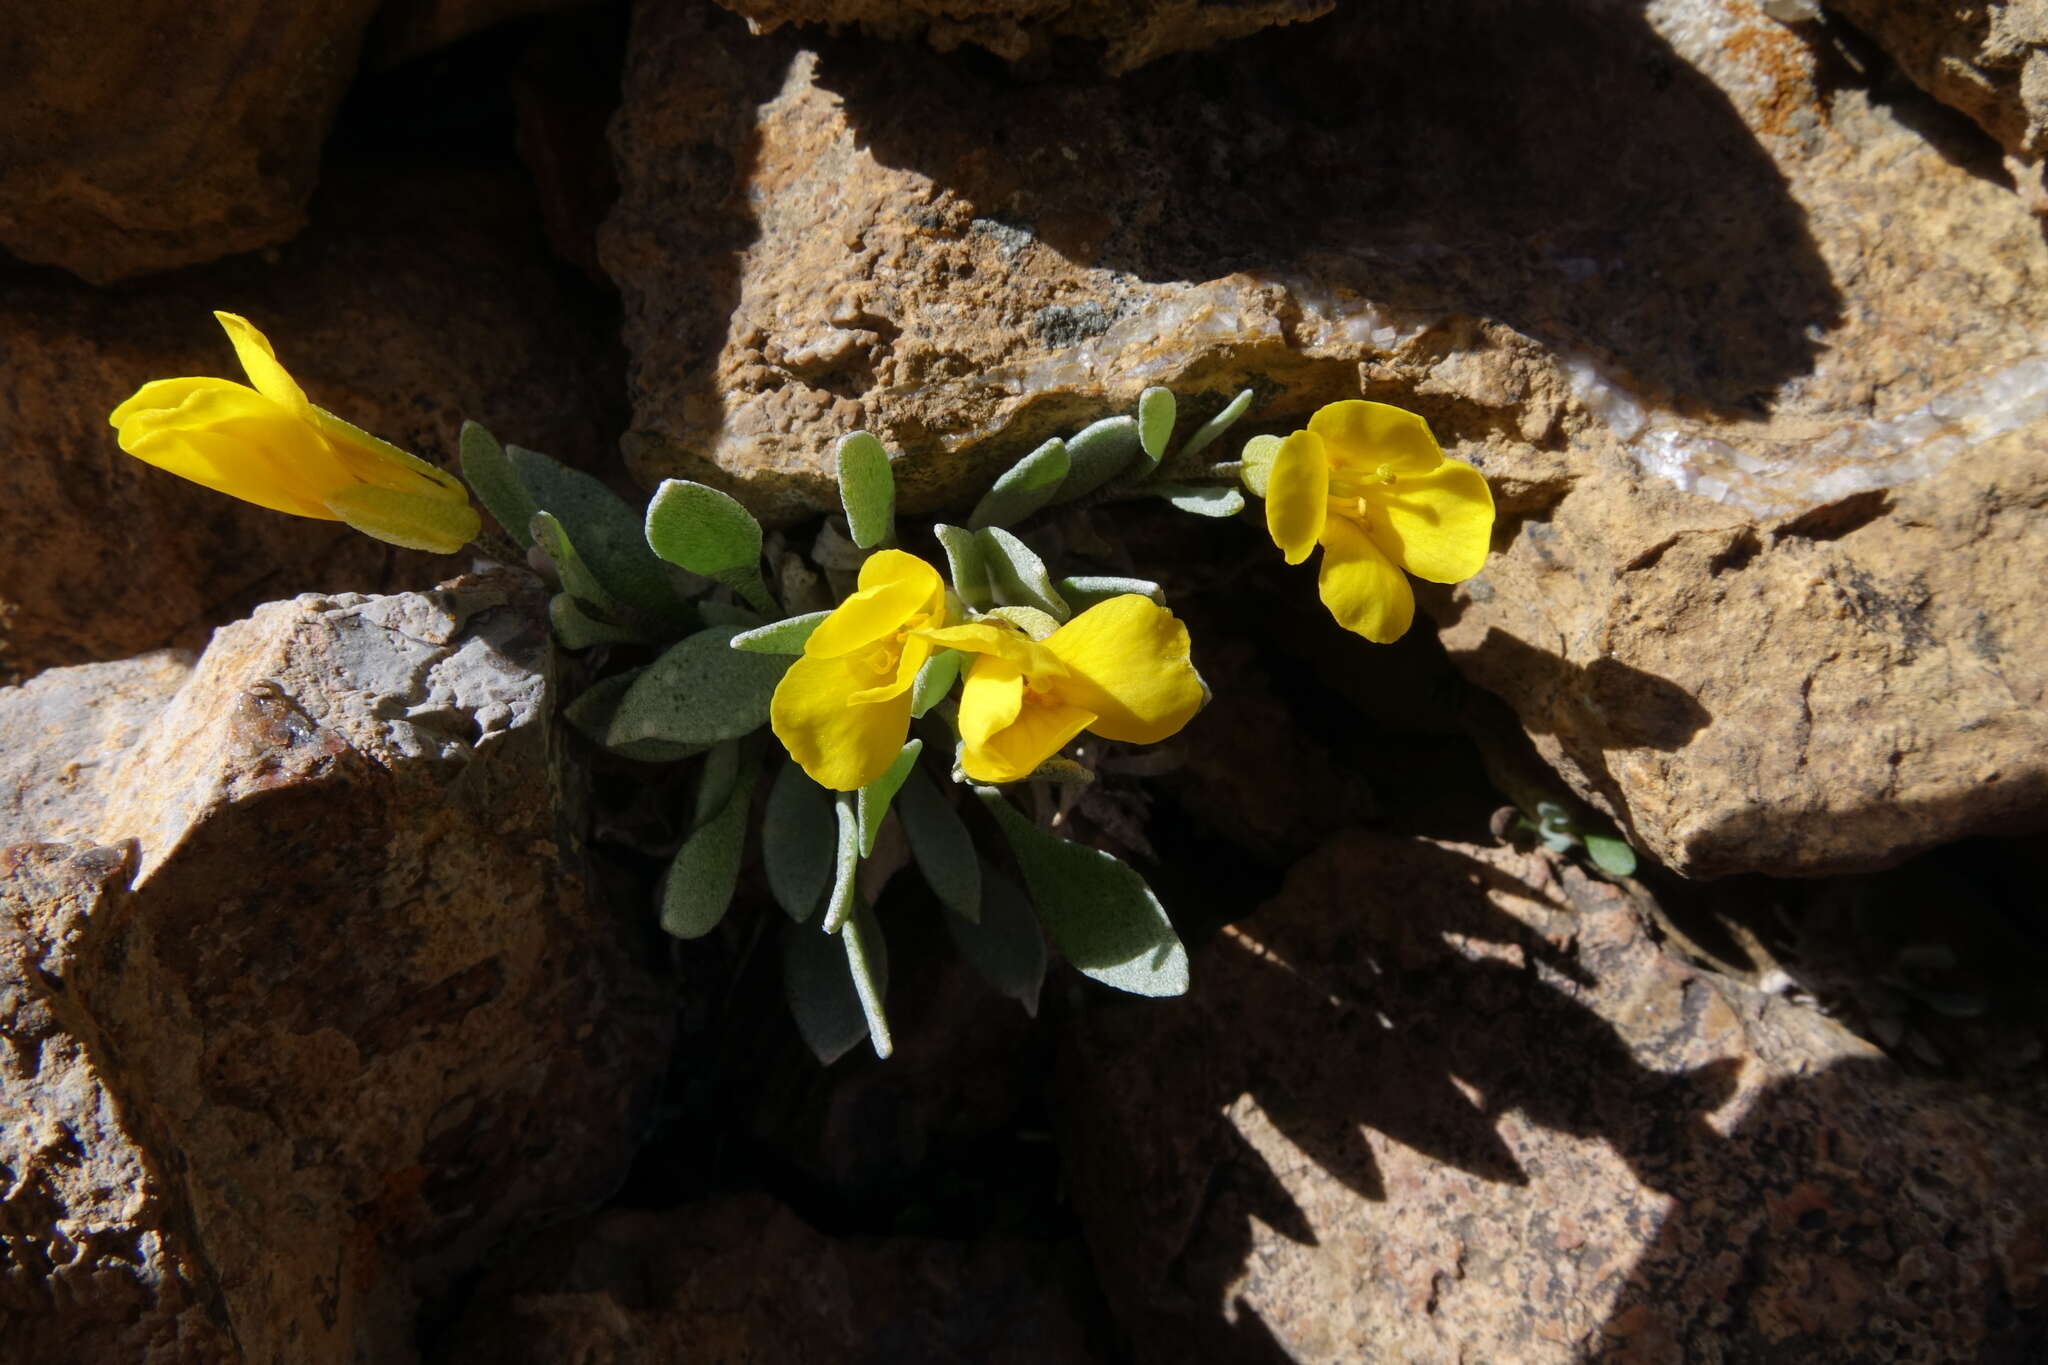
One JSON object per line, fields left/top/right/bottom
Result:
{"left": 772, "top": 550, "right": 949, "bottom": 791}
{"left": 919, "top": 595, "right": 1206, "bottom": 785}
{"left": 1263, "top": 400, "right": 1494, "bottom": 643}
{"left": 109, "top": 311, "right": 480, "bottom": 553}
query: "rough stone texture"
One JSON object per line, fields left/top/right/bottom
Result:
{"left": 1060, "top": 829, "right": 2048, "bottom": 1362}
{"left": 1821, "top": 0, "right": 2048, "bottom": 199}
{"left": 0, "top": 571, "right": 671, "bottom": 1364}
{"left": 435, "top": 1195, "right": 1101, "bottom": 1363}
{"left": 710, "top": 0, "right": 1333, "bottom": 71}
{"left": 0, "top": 166, "right": 621, "bottom": 686}
{"left": 605, "top": 0, "right": 2048, "bottom": 876}
{"left": 0, "top": 0, "right": 383, "bottom": 283}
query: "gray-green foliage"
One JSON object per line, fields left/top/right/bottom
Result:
{"left": 1056, "top": 575, "right": 1164, "bottom": 609}
{"left": 969, "top": 438, "right": 1068, "bottom": 530}
{"left": 857, "top": 740, "right": 923, "bottom": 857}
{"left": 549, "top": 593, "right": 644, "bottom": 650}
{"left": 896, "top": 767, "right": 981, "bottom": 923}
{"left": 510, "top": 445, "right": 679, "bottom": 617}
{"left": 1058, "top": 415, "right": 1142, "bottom": 501}
{"left": 1153, "top": 484, "right": 1245, "bottom": 517}
{"left": 976, "top": 526, "right": 1070, "bottom": 621}
{"left": 763, "top": 761, "right": 837, "bottom": 921}
{"left": 977, "top": 786, "right": 1188, "bottom": 997}
{"left": 836, "top": 432, "right": 896, "bottom": 549}
{"left": 730, "top": 611, "right": 828, "bottom": 654}
{"left": 934, "top": 522, "right": 992, "bottom": 611}
{"left": 459, "top": 421, "right": 539, "bottom": 549}
{"left": 782, "top": 905, "right": 875, "bottom": 1065}
{"left": 1136, "top": 386, "right": 1176, "bottom": 463}
{"left": 943, "top": 871, "right": 1047, "bottom": 1016}
{"left": 659, "top": 748, "right": 759, "bottom": 940}
{"left": 644, "top": 479, "right": 773, "bottom": 614}
{"left": 840, "top": 906, "right": 892, "bottom": 1058}
{"left": 1180, "top": 388, "right": 1253, "bottom": 459}
{"left": 609, "top": 628, "right": 790, "bottom": 749}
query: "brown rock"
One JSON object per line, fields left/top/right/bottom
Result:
{"left": 0, "top": 166, "right": 622, "bottom": 685}
{"left": 0, "top": 0, "right": 382, "bottom": 283}
{"left": 368, "top": 0, "right": 585, "bottom": 68}
{"left": 0, "top": 571, "right": 671, "bottom": 1364}
{"left": 1821, "top": 0, "right": 2048, "bottom": 199}
{"left": 605, "top": 0, "right": 2048, "bottom": 875}
{"left": 709, "top": 0, "right": 1334, "bottom": 71}
{"left": 436, "top": 1195, "right": 1102, "bottom": 1363}
{"left": 1059, "top": 829, "right": 2048, "bottom": 1362}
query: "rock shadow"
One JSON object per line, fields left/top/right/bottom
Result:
{"left": 813, "top": 0, "right": 1844, "bottom": 412}
{"left": 1059, "top": 833, "right": 1743, "bottom": 1362}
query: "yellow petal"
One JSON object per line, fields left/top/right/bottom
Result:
{"left": 804, "top": 550, "right": 944, "bottom": 659}
{"left": 1265, "top": 430, "right": 1328, "bottom": 565}
{"left": 1041, "top": 595, "right": 1205, "bottom": 745}
{"left": 960, "top": 697, "right": 1097, "bottom": 785}
{"left": 1317, "top": 517, "right": 1415, "bottom": 643}
{"left": 110, "top": 376, "right": 221, "bottom": 429}
{"left": 917, "top": 621, "right": 1057, "bottom": 676}
{"left": 846, "top": 632, "right": 931, "bottom": 705}
{"left": 214, "top": 311, "right": 310, "bottom": 417}
{"left": 1360, "top": 457, "right": 1495, "bottom": 583}
{"left": 118, "top": 382, "right": 348, "bottom": 518}
{"left": 956, "top": 656, "right": 1026, "bottom": 748}
{"left": 325, "top": 484, "right": 481, "bottom": 553}
{"left": 1308, "top": 400, "right": 1443, "bottom": 476}
{"left": 770, "top": 652, "right": 914, "bottom": 791}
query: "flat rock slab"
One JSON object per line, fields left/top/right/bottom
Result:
{"left": 0, "top": 571, "right": 670, "bottom": 1364}
{"left": 1060, "top": 830, "right": 2048, "bottom": 1361}
{"left": 604, "top": 0, "right": 2048, "bottom": 876}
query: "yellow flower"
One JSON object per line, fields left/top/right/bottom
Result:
{"left": 919, "top": 595, "right": 1205, "bottom": 785}
{"left": 1261, "top": 400, "right": 1493, "bottom": 643}
{"left": 772, "top": 550, "right": 949, "bottom": 791}
{"left": 109, "top": 311, "right": 479, "bottom": 553}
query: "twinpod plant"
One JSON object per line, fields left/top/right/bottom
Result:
{"left": 112, "top": 318, "right": 1500, "bottom": 1063}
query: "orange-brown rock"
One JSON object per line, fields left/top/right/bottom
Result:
{"left": 436, "top": 1195, "right": 1100, "bottom": 1363}
{"left": 1060, "top": 829, "right": 2048, "bottom": 1361}
{"left": 602, "top": 0, "right": 2048, "bottom": 875}
{"left": 0, "top": 166, "right": 621, "bottom": 685}
{"left": 0, "top": 571, "right": 670, "bottom": 1364}
{"left": 0, "top": 0, "right": 381, "bottom": 283}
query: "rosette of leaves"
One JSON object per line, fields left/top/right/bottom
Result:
{"left": 461, "top": 395, "right": 1243, "bottom": 1065}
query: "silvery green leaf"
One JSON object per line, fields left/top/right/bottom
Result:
{"left": 764, "top": 761, "right": 836, "bottom": 921}
{"left": 1055, "top": 415, "right": 1141, "bottom": 501}
{"left": 968, "top": 437, "right": 1068, "bottom": 530}
{"left": 1055, "top": 575, "right": 1164, "bottom": 609}
{"left": 530, "top": 511, "right": 621, "bottom": 614}
{"left": 976, "top": 526, "right": 1070, "bottom": 621}
{"left": 1179, "top": 389, "right": 1254, "bottom": 459}
{"left": 976, "top": 787, "right": 1188, "bottom": 997}
{"left": 944, "top": 870, "right": 1047, "bottom": 1016}
{"left": 644, "top": 479, "right": 773, "bottom": 613}
{"left": 934, "top": 523, "right": 993, "bottom": 611}
{"left": 459, "top": 421, "right": 538, "bottom": 549}
{"left": 1239, "top": 433, "right": 1282, "bottom": 498}
{"left": 731, "top": 611, "right": 830, "bottom": 655}
{"left": 896, "top": 767, "right": 981, "bottom": 922}
{"left": 1136, "top": 386, "right": 1176, "bottom": 463}
{"left": 1583, "top": 833, "right": 1638, "bottom": 879}
{"left": 692, "top": 739, "right": 744, "bottom": 829}
{"left": 563, "top": 671, "right": 705, "bottom": 763}
{"left": 822, "top": 793, "right": 860, "bottom": 934}
{"left": 659, "top": 754, "right": 758, "bottom": 940}
{"left": 841, "top": 905, "right": 893, "bottom": 1059}
{"left": 1154, "top": 484, "right": 1246, "bottom": 518}
{"left": 511, "top": 445, "right": 679, "bottom": 616}
{"left": 857, "top": 740, "right": 923, "bottom": 858}
{"left": 608, "top": 627, "right": 790, "bottom": 749}
{"left": 909, "top": 648, "right": 962, "bottom": 718}
{"left": 836, "top": 431, "right": 896, "bottom": 550}
{"left": 782, "top": 906, "right": 871, "bottom": 1065}
{"left": 981, "top": 605, "right": 1060, "bottom": 640}
{"left": 549, "top": 593, "right": 645, "bottom": 650}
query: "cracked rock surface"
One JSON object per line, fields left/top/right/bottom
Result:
{"left": 0, "top": 569, "right": 670, "bottom": 1365}
{"left": 604, "top": 0, "right": 2048, "bottom": 875}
